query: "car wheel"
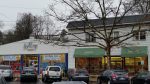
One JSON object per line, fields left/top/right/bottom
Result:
{"left": 58, "top": 78, "right": 62, "bottom": 81}
{"left": 44, "top": 76, "right": 47, "bottom": 82}
{"left": 34, "top": 78, "right": 37, "bottom": 82}
{"left": 108, "top": 80, "right": 113, "bottom": 84}
{"left": 11, "top": 77, "right": 13, "bottom": 81}
{"left": 131, "top": 80, "right": 134, "bottom": 84}
{"left": 42, "top": 77, "right": 44, "bottom": 82}
{"left": 20, "top": 78, "right": 23, "bottom": 82}
{"left": 97, "top": 78, "right": 101, "bottom": 84}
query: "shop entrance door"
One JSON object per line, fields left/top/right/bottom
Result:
{"left": 23, "top": 55, "right": 38, "bottom": 67}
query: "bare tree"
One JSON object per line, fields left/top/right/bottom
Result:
{"left": 124, "top": 0, "right": 150, "bottom": 14}
{"left": 14, "top": 13, "right": 56, "bottom": 41}
{"left": 45, "top": 0, "right": 147, "bottom": 69}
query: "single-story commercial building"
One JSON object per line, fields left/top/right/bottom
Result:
{"left": 0, "top": 37, "right": 69, "bottom": 75}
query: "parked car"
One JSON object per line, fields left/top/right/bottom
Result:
{"left": 69, "top": 69, "right": 89, "bottom": 84}
{"left": 68, "top": 68, "right": 76, "bottom": 81}
{"left": 0, "top": 65, "right": 13, "bottom": 81}
{"left": 42, "top": 66, "right": 62, "bottom": 82}
{"left": 52, "top": 81, "right": 87, "bottom": 84}
{"left": 131, "top": 71, "right": 150, "bottom": 84}
{"left": 20, "top": 67, "right": 37, "bottom": 82}
{"left": 0, "top": 75, "right": 7, "bottom": 84}
{"left": 97, "top": 69, "right": 129, "bottom": 84}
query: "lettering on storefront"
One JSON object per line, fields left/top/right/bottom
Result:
{"left": 24, "top": 42, "right": 38, "bottom": 51}
{"left": 3, "top": 56, "right": 17, "bottom": 61}
{"left": 44, "top": 55, "right": 61, "bottom": 60}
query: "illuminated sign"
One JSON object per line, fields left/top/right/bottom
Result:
{"left": 44, "top": 55, "right": 61, "bottom": 60}
{"left": 3, "top": 56, "right": 17, "bottom": 61}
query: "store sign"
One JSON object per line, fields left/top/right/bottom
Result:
{"left": 44, "top": 55, "right": 61, "bottom": 60}
{"left": 141, "top": 61, "right": 144, "bottom": 65}
{"left": 24, "top": 42, "right": 38, "bottom": 51}
{"left": 3, "top": 56, "right": 17, "bottom": 61}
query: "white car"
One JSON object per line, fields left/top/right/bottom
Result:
{"left": 0, "top": 65, "right": 13, "bottom": 81}
{"left": 42, "top": 66, "right": 62, "bottom": 82}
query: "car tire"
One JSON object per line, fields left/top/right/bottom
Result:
{"left": 34, "top": 78, "right": 37, "bottom": 82}
{"left": 20, "top": 78, "right": 23, "bottom": 82}
{"left": 58, "top": 78, "right": 62, "bottom": 81}
{"left": 43, "top": 76, "right": 47, "bottom": 82}
{"left": 97, "top": 78, "right": 101, "bottom": 84}
{"left": 131, "top": 80, "right": 134, "bottom": 84}
{"left": 42, "top": 76, "right": 44, "bottom": 82}
{"left": 108, "top": 80, "right": 113, "bottom": 84}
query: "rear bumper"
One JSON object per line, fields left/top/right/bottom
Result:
{"left": 72, "top": 77, "right": 89, "bottom": 83}
{"left": 111, "top": 80, "right": 129, "bottom": 84}
{"left": 45, "top": 75, "right": 62, "bottom": 80}
{"left": 21, "top": 75, "right": 37, "bottom": 80}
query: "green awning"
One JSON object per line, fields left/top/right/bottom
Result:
{"left": 121, "top": 46, "right": 147, "bottom": 57}
{"left": 74, "top": 48, "right": 105, "bottom": 58}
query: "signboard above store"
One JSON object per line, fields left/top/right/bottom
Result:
{"left": 24, "top": 42, "right": 38, "bottom": 51}
{"left": 3, "top": 56, "right": 17, "bottom": 61}
{"left": 44, "top": 55, "right": 61, "bottom": 60}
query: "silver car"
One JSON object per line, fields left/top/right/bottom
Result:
{"left": 0, "top": 75, "right": 7, "bottom": 84}
{"left": 0, "top": 65, "right": 13, "bottom": 81}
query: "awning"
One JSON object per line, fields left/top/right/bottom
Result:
{"left": 74, "top": 48, "right": 105, "bottom": 58}
{"left": 121, "top": 46, "right": 147, "bottom": 57}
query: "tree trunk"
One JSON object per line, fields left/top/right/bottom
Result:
{"left": 106, "top": 48, "right": 111, "bottom": 69}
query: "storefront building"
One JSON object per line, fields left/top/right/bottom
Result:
{"left": 65, "top": 14, "right": 150, "bottom": 75}
{"left": 73, "top": 46, "right": 148, "bottom": 75}
{"left": 0, "top": 37, "right": 69, "bottom": 75}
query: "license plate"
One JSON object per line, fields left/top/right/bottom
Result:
{"left": 26, "top": 73, "right": 31, "bottom": 75}
{"left": 120, "top": 78, "right": 125, "bottom": 80}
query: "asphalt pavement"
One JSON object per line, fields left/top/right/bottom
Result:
{"left": 7, "top": 79, "right": 96, "bottom": 84}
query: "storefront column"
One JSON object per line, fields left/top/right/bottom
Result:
{"left": 65, "top": 53, "right": 68, "bottom": 77}
{"left": 148, "top": 46, "right": 150, "bottom": 71}
{"left": 20, "top": 55, "right": 23, "bottom": 73}
{"left": 65, "top": 53, "right": 68, "bottom": 71}
{"left": 38, "top": 54, "right": 40, "bottom": 75}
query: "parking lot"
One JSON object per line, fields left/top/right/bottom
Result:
{"left": 7, "top": 79, "right": 96, "bottom": 84}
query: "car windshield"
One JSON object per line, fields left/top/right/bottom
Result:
{"left": 24, "top": 69, "right": 34, "bottom": 73}
{"left": 49, "top": 67, "right": 60, "bottom": 71}
{"left": 76, "top": 70, "right": 88, "bottom": 74}
{"left": 113, "top": 70, "right": 127, "bottom": 75}
{"left": 0, "top": 66, "right": 10, "bottom": 70}
{"left": 137, "top": 72, "right": 150, "bottom": 77}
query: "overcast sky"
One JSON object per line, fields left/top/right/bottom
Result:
{"left": 0, "top": 0, "right": 50, "bottom": 32}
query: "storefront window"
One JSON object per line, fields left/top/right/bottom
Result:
{"left": 125, "top": 57, "right": 148, "bottom": 74}
{"left": 75, "top": 58, "right": 102, "bottom": 74}
{"left": 0, "top": 55, "right": 21, "bottom": 74}
{"left": 42, "top": 54, "right": 67, "bottom": 76}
